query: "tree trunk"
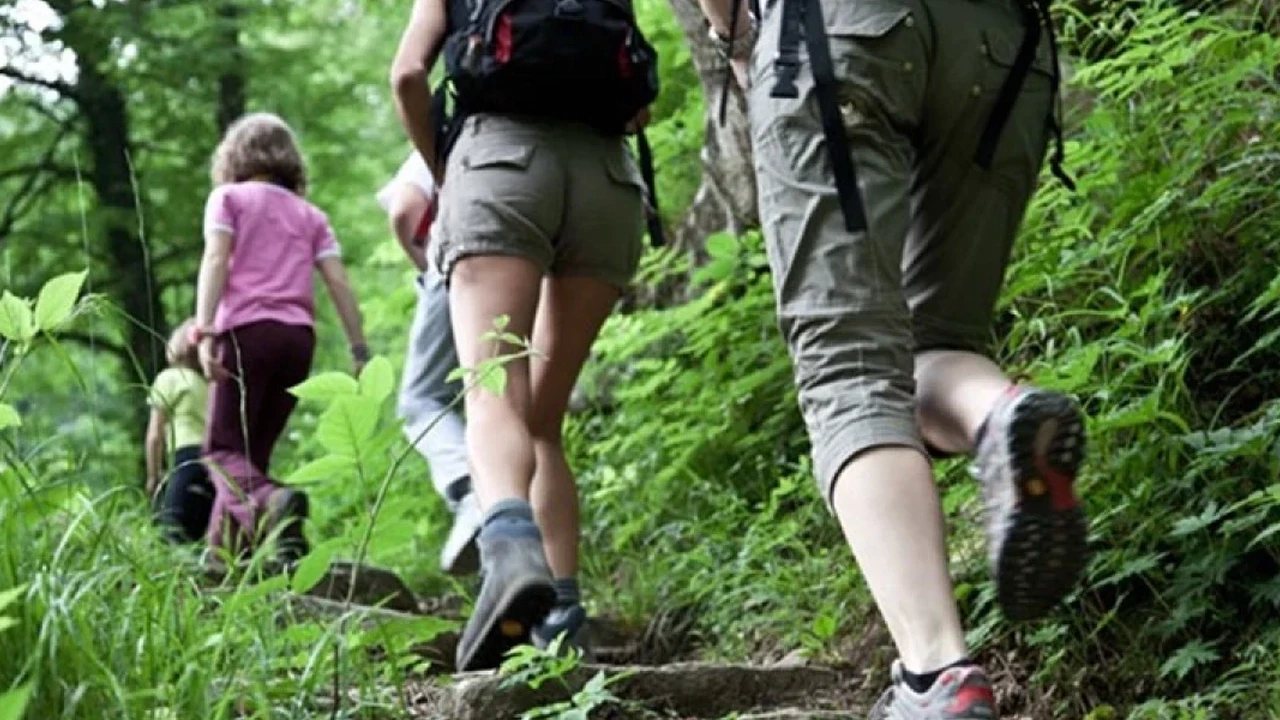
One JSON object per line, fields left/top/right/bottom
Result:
{"left": 215, "top": 1, "right": 247, "bottom": 134}
{"left": 73, "top": 35, "right": 163, "bottom": 445}
{"left": 665, "top": 0, "right": 759, "bottom": 253}
{"left": 620, "top": 0, "right": 759, "bottom": 309}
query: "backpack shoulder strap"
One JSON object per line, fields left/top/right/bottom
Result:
{"left": 769, "top": 0, "right": 867, "bottom": 232}
{"left": 635, "top": 130, "right": 665, "bottom": 247}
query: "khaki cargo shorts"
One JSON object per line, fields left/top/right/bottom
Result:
{"left": 748, "top": 0, "right": 1057, "bottom": 503}
{"left": 431, "top": 114, "right": 647, "bottom": 290}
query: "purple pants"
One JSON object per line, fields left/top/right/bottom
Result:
{"left": 203, "top": 320, "right": 315, "bottom": 553}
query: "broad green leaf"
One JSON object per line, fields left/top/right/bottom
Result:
{"left": 33, "top": 270, "right": 88, "bottom": 331}
{"left": 0, "top": 585, "right": 25, "bottom": 614}
{"left": 290, "top": 372, "right": 359, "bottom": 402}
{"left": 477, "top": 362, "right": 507, "bottom": 396}
{"left": 315, "top": 396, "right": 380, "bottom": 458}
{"left": 704, "top": 231, "right": 737, "bottom": 260}
{"left": 290, "top": 537, "right": 343, "bottom": 594}
{"left": 0, "top": 618, "right": 15, "bottom": 634}
{"left": 0, "top": 292, "right": 34, "bottom": 343}
{"left": 286, "top": 455, "right": 356, "bottom": 485}
{"left": 0, "top": 404, "right": 19, "bottom": 431}
{"left": 0, "top": 683, "right": 32, "bottom": 720}
{"left": 358, "top": 355, "right": 395, "bottom": 403}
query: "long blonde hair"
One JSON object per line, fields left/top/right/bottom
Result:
{"left": 210, "top": 112, "right": 308, "bottom": 194}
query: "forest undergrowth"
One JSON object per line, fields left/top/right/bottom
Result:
{"left": 2, "top": 1, "right": 1280, "bottom": 719}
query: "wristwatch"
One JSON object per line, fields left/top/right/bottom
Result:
{"left": 350, "top": 343, "right": 371, "bottom": 363}
{"left": 708, "top": 13, "right": 759, "bottom": 63}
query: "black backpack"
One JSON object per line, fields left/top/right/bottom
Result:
{"left": 431, "top": 0, "right": 666, "bottom": 245}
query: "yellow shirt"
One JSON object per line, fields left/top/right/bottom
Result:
{"left": 149, "top": 367, "right": 208, "bottom": 451}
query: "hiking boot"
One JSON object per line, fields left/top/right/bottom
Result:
{"left": 532, "top": 603, "right": 595, "bottom": 662}
{"left": 455, "top": 533, "right": 556, "bottom": 672}
{"left": 869, "top": 661, "right": 998, "bottom": 719}
{"left": 265, "top": 487, "right": 310, "bottom": 566}
{"left": 974, "top": 385, "right": 1088, "bottom": 621}
{"left": 441, "top": 491, "right": 482, "bottom": 576}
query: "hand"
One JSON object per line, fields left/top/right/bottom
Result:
{"left": 625, "top": 107, "right": 652, "bottom": 135}
{"left": 198, "top": 336, "right": 229, "bottom": 382}
{"left": 730, "top": 57, "right": 749, "bottom": 91}
{"left": 405, "top": 244, "right": 429, "bottom": 273}
{"left": 351, "top": 343, "right": 371, "bottom": 378}
{"left": 145, "top": 477, "right": 159, "bottom": 498}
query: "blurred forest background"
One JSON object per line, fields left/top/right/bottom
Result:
{"left": 2, "top": 0, "right": 1280, "bottom": 717}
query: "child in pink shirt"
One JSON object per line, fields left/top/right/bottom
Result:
{"left": 191, "top": 112, "right": 369, "bottom": 564}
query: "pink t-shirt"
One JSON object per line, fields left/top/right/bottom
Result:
{"left": 203, "top": 181, "right": 341, "bottom": 332}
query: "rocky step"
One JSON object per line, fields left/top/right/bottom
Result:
{"left": 288, "top": 595, "right": 644, "bottom": 672}
{"left": 407, "top": 662, "right": 866, "bottom": 720}
{"left": 203, "top": 559, "right": 422, "bottom": 613}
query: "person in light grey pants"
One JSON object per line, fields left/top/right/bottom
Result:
{"left": 379, "top": 151, "right": 482, "bottom": 575}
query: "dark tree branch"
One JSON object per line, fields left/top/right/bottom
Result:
{"left": 16, "top": 94, "right": 76, "bottom": 127}
{"left": 0, "top": 121, "right": 78, "bottom": 243}
{"left": 0, "top": 163, "right": 81, "bottom": 183}
{"left": 0, "top": 65, "right": 78, "bottom": 100}
{"left": 42, "top": 0, "right": 78, "bottom": 15}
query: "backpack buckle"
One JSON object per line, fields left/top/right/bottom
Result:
{"left": 770, "top": 54, "right": 801, "bottom": 99}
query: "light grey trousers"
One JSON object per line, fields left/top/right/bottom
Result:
{"left": 398, "top": 264, "right": 470, "bottom": 506}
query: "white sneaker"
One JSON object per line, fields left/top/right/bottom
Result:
{"left": 440, "top": 491, "right": 481, "bottom": 576}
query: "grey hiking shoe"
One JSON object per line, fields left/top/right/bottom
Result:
{"left": 265, "top": 487, "right": 309, "bottom": 566}
{"left": 441, "top": 491, "right": 482, "bottom": 576}
{"left": 975, "top": 385, "right": 1088, "bottom": 621}
{"left": 869, "top": 660, "right": 998, "bottom": 719}
{"left": 455, "top": 533, "right": 556, "bottom": 672}
{"left": 532, "top": 603, "right": 595, "bottom": 662}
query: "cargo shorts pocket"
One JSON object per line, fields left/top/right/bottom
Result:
{"left": 974, "top": 27, "right": 1055, "bottom": 195}
{"left": 601, "top": 150, "right": 647, "bottom": 272}
{"left": 826, "top": 0, "right": 926, "bottom": 131}
{"left": 450, "top": 143, "right": 538, "bottom": 229}
{"left": 603, "top": 150, "right": 647, "bottom": 209}
{"left": 461, "top": 144, "right": 535, "bottom": 172}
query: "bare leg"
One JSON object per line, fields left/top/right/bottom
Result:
{"left": 831, "top": 446, "right": 969, "bottom": 673}
{"left": 447, "top": 255, "right": 543, "bottom": 509}
{"left": 528, "top": 275, "right": 620, "bottom": 578}
{"left": 915, "top": 350, "right": 1013, "bottom": 455}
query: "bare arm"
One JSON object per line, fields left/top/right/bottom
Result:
{"left": 317, "top": 256, "right": 368, "bottom": 372}
{"left": 145, "top": 408, "right": 168, "bottom": 495}
{"left": 697, "top": 0, "right": 754, "bottom": 88}
{"left": 390, "top": 0, "right": 449, "bottom": 186}
{"left": 388, "top": 183, "right": 432, "bottom": 272}
{"left": 195, "top": 229, "right": 232, "bottom": 380}
{"left": 698, "top": 0, "right": 750, "bottom": 37}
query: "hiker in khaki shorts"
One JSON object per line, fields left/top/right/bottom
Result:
{"left": 697, "top": 0, "right": 1090, "bottom": 716}
{"left": 390, "top": 0, "right": 660, "bottom": 673}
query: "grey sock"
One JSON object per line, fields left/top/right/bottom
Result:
{"left": 552, "top": 577, "right": 580, "bottom": 607}
{"left": 479, "top": 499, "right": 540, "bottom": 541}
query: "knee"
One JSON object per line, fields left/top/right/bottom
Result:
{"left": 529, "top": 420, "right": 564, "bottom": 448}
{"left": 465, "top": 386, "right": 530, "bottom": 424}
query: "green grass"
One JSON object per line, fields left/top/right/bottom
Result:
{"left": 3, "top": 1, "right": 1280, "bottom": 719}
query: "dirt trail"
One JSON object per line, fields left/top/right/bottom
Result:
{"left": 219, "top": 562, "right": 1036, "bottom": 719}
{"left": 238, "top": 561, "right": 880, "bottom": 719}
